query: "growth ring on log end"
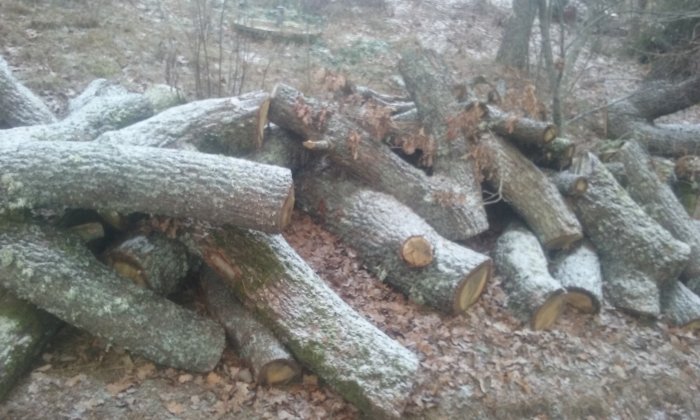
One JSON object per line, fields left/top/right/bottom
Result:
{"left": 531, "top": 290, "right": 566, "bottom": 330}
{"left": 456, "top": 260, "right": 492, "bottom": 312}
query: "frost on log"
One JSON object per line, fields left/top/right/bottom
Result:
{"left": 0, "top": 56, "right": 56, "bottom": 127}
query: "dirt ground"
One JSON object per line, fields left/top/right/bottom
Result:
{"left": 1, "top": 0, "right": 700, "bottom": 419}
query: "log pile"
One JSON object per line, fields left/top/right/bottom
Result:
{"left": 2, "top": 46, "right": 700, "bottom": 418}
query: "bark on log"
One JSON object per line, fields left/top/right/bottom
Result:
{"left": 570, "top": 152, "right": 691, "bottom": 316}
{"left": 295, "top": 168, "right": 492, "bottom": 313}
{"left": 103, "top": 233, "right": 190, "bottom": 296}
{"left": 524, "top": 136, "right": 575, "bottom": 170}
{"left": 68, "top": 79, "right": 128, "bottom": 113}
{"left": 0, "top": 56, "right": 56, "bottom": 127}
{"left": 485, "top": 104, "right": 557, "bottom": 148}
{"left": 0, "top": 221, "right": 225, "bottom": 372}
{"left": 0, "top": 289, "right": 63, "bottom": 402}
{"left": 0, "top": 141, "right": 294, "bottom": 233}
{"left": 661, "top": 281, "right": 700, "bottom": 330}
{"left": 617, "top": 141, "right": 700, "bottom": 295}
{"left": 182, "top": 224, "right": 419, "bottom": 419}
{"left": 243, "top": 125, "right": 311, "bottom": 171}
{"left": 546, "top": 170, "right": 588, "bottom": 197}
{"left": 481, "top": 133, "right": 583, "bottom": 250}
{"left": 397, "top": 47, "right": 488, "bottom": 235}
{"left": 268, "top": 83, "right": 486, "bottom": 240}
{"left": 494, "top": 222, "right": 567, "bottom": 330}
{"left": 551, "top": 243, "right": 603, "bottom": 314}
{"left": 200, "top": 268, "right": 300, "bottom": 386}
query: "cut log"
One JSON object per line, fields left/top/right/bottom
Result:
{"left": 494, "top": 222, "right": 567, "bottom": 330}
{"left": 67, "top": 222, "right": 105, "bottom": 243}
{"left": 103, "top": 233, "right": 190, "bottom": 296}
{"left": 661, "top": 281, "right": 700, "bottom": 330}
{"left": 485, "top": 104, "right": 558, "bottom": 148}
{"left": 295, "top": 167, "right": 492, "bottom": 313}
{"left": 0, "top": 289, "right": 63, "bottom": 402}
{"left": 570, "top": 152, "right": 691, "bottom": 316}
{"left": 546, "top": 170, "right": 588, "bottom": 197}
{"left": 525, "top": 136, "right": 576, "bottom": 170}
{"left": 268, "top": 83, "right": 486, "bottom": 240}
{"left": 96, "top": 91, "right": 268, "bottom": 154}
{"left": 68, "top": 79, "right": 128, "bottom": 113}
{"left": 201, "top": 268, "right": 300, "bottom": 386}
{"left": 0, "top": 56, "right": 56, "bottom": 127}
{"left": 551, "top": 243, "right": 603, "bottom": 314}
{"left": 0, "top": 141, "right": 294, "bottom": 233}
{"left": 617, "top": 141, "right": 700, "bottom": 295}
{"left": 182, "top": 224, "right": 419, "bottom": 419}
{"left": 242, "top": 125, "right": 311, "bottom": 172}
{"left": 0, "top": 221, "right": 225, "bottom": 372}
{"left": 481, "top": 133, "right": 583, "bottom": 250}
{"left": 397, "top": 46, "right": 488, "bottom": 235}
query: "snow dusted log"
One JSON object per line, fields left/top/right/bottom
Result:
{"left": 661, "top": 281, "right": 700, "bottom": 329}
{"left": 102, "top": 233, "right": 190, "bottom": 296}
{"left": 296, "top": 167, "right": 492, "bottom": 313}
{"left": 546, "top": 170, "right": 588, "bottom": 197}
{"left": 68, "top": 79, "right": 128, "bottom": 112}
{"left": 0, "top": 56, "right": 55, "bottom": 127}
{"left": 485, "top": 104, "right": 557, "bottom": 148}
{"left": 494, "top": 222, "right": 566, "bottom": 330}
{"left": 201, "top": 268, "right": 300, "bottom": 386}
{"left": 481, "top": 133, "right": 583, "bottom": 250}
{"left": 617, "top": 141, "right": 700, "bottom": 294}
{"left": 183, "top": 224, "right": 419, "bottom": 419}
{"left": 269, "top": 83, "right": 486, "bottom": 240}
{"left": 528, "top": 136, "right": 576, "bottom": 170}
{"left": 0, "top": 141, "right": 294, "bottom": 233}
{"left": 397, "top": 46, "right": 489, "bottom": 236}
{"left": 0, "top": 221, "right": 225, "bottom": 372}
{"left": 570, "top": 153, "right": 690, "bottom": 316}
{"left": 552, "top": 243, "right": 603, "bottom": 314}
{"left": 97, "top": 91, "right": 269, "bottom": 154}
{"left": 0, "top": 289, "right": 62, "bottom": 401}
{"left": 244, "top": 125, "right": 311, "bottom": 171}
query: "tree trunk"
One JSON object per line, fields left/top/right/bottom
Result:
{"left": 481, "top": 133, "right": 583, "bottom": 250}
{"left": 182, "top": 224, "right": 419, "bottom": 419}
{"left": 494, "top": 222, "right": 567, "bottom": 330}
{"left": 200, "top": 268, "right": 300, "bottom": 386}
{"left": 0, "top": 56, "right": 56, "bottom": 127}
{"left": 295, "top": 167, "right": 492, "bottom": 314}
{"left": 661, "top": 281, "right": 700, "bottom": 330}
{"left": 268, "top": 83, "right": 486, "bottom": 241}
{"left": 0, "top": 221, "right": 225, "bottom": 372}
{"left": 0, "top": 141, "right": 294, "bottom": 233}
{"left": 551, "top": 243, "right": 603, "bottom": 314}
{"left": 495, "top": 0, "right": 539, "bottom": 71}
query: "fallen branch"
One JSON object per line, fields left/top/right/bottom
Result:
{"left": 552, "top": 243, "right": 603, "bottom": 314}
{"left": 0, "top": 56, "right": 55, "bottom": 127}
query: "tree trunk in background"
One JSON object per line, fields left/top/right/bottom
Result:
{"left": 496, "top": 0, "right": 539, "bottom": 71}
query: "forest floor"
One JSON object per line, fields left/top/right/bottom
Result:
{"left": 1, "top": 0, "right": 700, "bottom": 419}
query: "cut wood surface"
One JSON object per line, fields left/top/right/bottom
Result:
{"left": 485, "top": 104, "right": 557, "bottom": 148}
{"left": 661, "top": 281, "right": 700, "bottom": 330}
{"left": 183, "top": 224, "right": 419, "bottom": 419}
{"left": 296, "top": 167, "right": 492, "bottom": 313}
{"left": 269, "top": 83, "right": 486, "bottom": 240}
{"left": 527, "top": 136, "right": 576, "bottom": 169}
{"left": 546, "top": 170, "right": 588, "bottom": 197}
{"left": 0, "top": 221, "right": 225, "bottom": 372}
{"left": 494, "top": 222, "right": 566, "bottom": 330}
{"left": 0, "top": 141, "right": 294, "bottom": 233}
{"left": 552, "top": 243, "right": 603, "bottom": 314}
{"left": 201, "top": 268, "right": 300, "bottom": 386}
{"left": 0, "top": 56, "right": 56, "bottom": 127}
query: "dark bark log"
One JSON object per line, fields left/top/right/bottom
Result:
{"left": 103, "top": 233, "right": 190, "bottom": 296}
{"left": 546, "top": 170, "right": 588, "bottom": 197}
{"left": 0, "top": 56, "right": 56, "bottom": 127}
{"left": 243, "top": 125, "right": 311, "bottom": 172}
{"left": 269, "top": 83, "right": 486, "bottom": 240}
{"left": 0, "top": 141, "right": 294, "bottom": 233}
{"left": 296, "top": 168, "right": 492, "bottom": 314}
{"left": 0, "top": 289, "right": 62, "bottom": 402}
{"left": 661, "top": 281, "right": 700, "bottom": 330}
{"left": 611, "top": 122, "right": 700, "bottom": 158}
{"left": 495, "top": 0, "right": 539, "bottom": 71}
{"left": 570, "top": 152, "right": 691, "bottom": 316}
{"left": 611, "top": 75, "right": 700, "bottom": 122}
{"left": 532, "top": 136, "right": 575, "bottom": 170}
{"left": 494, "top": 222, "right": 567, "bottom": 330}
{"left": 481, "top": 133, "right": 583, "bottom": 250}
{"left": 0, "top": 221, "right": 225, "bottom": 372}
{"left": 182, "top": 224, "right": 419, "bottom": 419}
{"left": 617, "top": 141, "right": 700, "bottom": 295}
{"left": 485, "top": 104, "right": 558, "bottom": 148}
{"left": 200, "top": 268, "right": 300, "bottom": 386}
{"left": 552, "top": 243, "right": 603, "bottom": 314}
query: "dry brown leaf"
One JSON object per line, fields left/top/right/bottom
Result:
{"left": 166, "top": 401, "right": 185, "bottom": 415}
{"left": 65, "top": 373, "right": 86, "bottom": 387}
{"left": 206, "top": 372, "right": 223, "bottom": 386}
{"left": 178, "top": 374, "right": 194, "bottom": 384}
{"left": 106, "top": 377, "right": 135, "bottom": 396}
{"left": 136, "top": 363, "right": 156, "bottom": 380}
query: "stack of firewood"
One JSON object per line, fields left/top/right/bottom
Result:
{"left": 1, "top": 46, "right": 699, "bottom": 419}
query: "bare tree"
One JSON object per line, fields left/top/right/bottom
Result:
{"left": 496, "top": 0, "right": 539, "bottom": 71}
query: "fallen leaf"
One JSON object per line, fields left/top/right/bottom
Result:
{"left": 166, "top": 401, "right": 185, "bottom": 415}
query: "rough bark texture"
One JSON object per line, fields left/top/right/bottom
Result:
{"left": 485, "top": 104, "right": 557, "bottom": 148}
{"left": 243, "top": 125, "right": 311, "bottom": 172}
{"left": 481, "top": 133, "right": 583, "bottom": 250}
{"left": 0, "top": 289, "right": 63, "bottom": 402}
{"left": 546, "top": 170, "right": 588, "bottom": 197}
{"left": 494, "top": 222, "right": 566, "bottom": 330}
{"left": 552, "top": 243, "right": 603, "bottom": 314}
{"left": 495, "top": 0, "right": 539, "bottom": 70}
{"left": 0, "top": 56, "right": 56, "bottom": 127}
{"left": 0, "top": 221, "right": 225, "bottom": 372}
{"left": 397, "top": 46, "right": 488, "bottom": 235}
{"left": 103, "top": 233, "right": 190, "bottom": 296}
{"left": 0, "top": 141, "right": 294, "bottom": 233}
{"left": 526, "top": 136, "right": 575, "bottom": 170}
{"left": 617, "top": 141, "right": 700, "bottom": 295}
{"left": 296, "top": 168, "right": 492, "bottom": 314}
{"left": 269, "top": 83, "right": 486, "bottom": 240}
{"left": 68, "top": 79, "right": 128, "bottom": 113}
{"left": 570, "top": 153, "right": 691, "bottom": 316}
{"left": 182, "top": 224, "right": 419, "bottom": 419}
{"left": 200, "top": 268, "right": 300, "bottom": 386}
{"left": 661, "top": 281, "right": 700, "bottom": 329}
